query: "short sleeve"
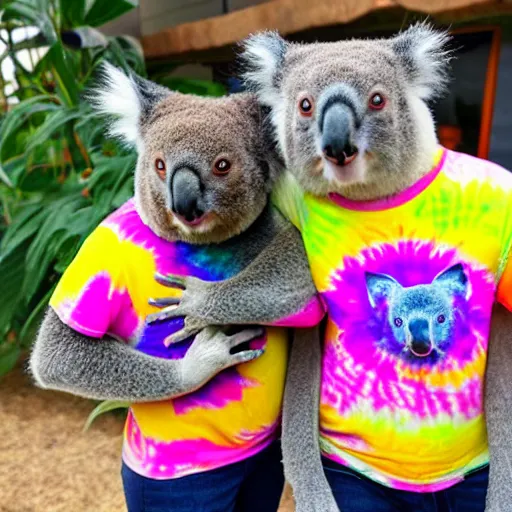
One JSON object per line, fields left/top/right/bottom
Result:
{"left": 270, "top": 171, "right": 307, "bottom": 231}
{"left": 496, "top": 191, "right": 512, "bottom": 311}
{"left": 497, "top": 244, "right": 512, "bottom": 311}
{"left": 49, "top": 225, "right": 126, "bottom": 338}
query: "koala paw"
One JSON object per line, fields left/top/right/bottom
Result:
{"left": 146, "top": 273, "right": 212, "bottom": 346}
{"left": 181, "top": 326, "right": 265, "bottom": 388}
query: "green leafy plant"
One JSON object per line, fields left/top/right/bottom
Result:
{"left": 0, "top": 0, "right": 226, "bottom": 379}
{"left": 83, "top": 399, "right": 130, "bottom": 432}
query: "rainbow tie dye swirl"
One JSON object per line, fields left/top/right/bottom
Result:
{"left": 50, "top": 200, "right": 320, "bottom": 479}
{"left": 273, "top": 148, "right": 512, "bottom": 491}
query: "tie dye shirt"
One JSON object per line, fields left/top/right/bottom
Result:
{"left": 273, "top": 148, "right": 512, "bottom": 492}
{"left": 49, "top": 199, "right": 323, "bottom": 480}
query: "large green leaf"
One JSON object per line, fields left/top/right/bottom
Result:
{"left": 0, "top": 203, "right": 44, "bottom": 254}
{"left": 19, "top": 285, "right": 55, "bottom": 347}
{"left": 0, "top": 96, "right": 60, "bottom": 185}
{"left": 47, "top": 43, "right": 80, "bottom": 106}
{"left": 108, "top": 36, "right": 145, "bottom": 75}
{"left": 0, "top": 240, "right": 31, "bottom": 337}
{"left": 0, "top": 95, "right": 59, "bottom": 138}
{"left": 22, "top": 193, "right": 87, "bottom": 304}
{"left": 25, "top": 106, "right": 82, "bottom": 153}
{"left": 75, "top": 110, "right": 108, "bottom": 149}
{"left": 0, "top": 164, "right": 13, "bottom": 188}
{"left": 0, "top": 344, "right": 21, "bottom": 378}
{"left": 60, "top": 0, "right": 87, "bottom": 28}
{"left": 84, "top": 0, "right": 138, "bottom": 28}
{"left": 83, "top": 400, "right": 129, "bottom": 431}
{"left": 0, "top": 32, "right": 48, "bottom": 65}
{"left": 3, "top": 0, "right": 57, "bottom": 44}
{"left": 1, "top": 156, "right": 27, "bottom": 188}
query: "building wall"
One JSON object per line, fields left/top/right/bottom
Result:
{"left": 100, "top": 7, "right": 141, "bottom": 38}
{"left": 139, "top": 0, "right": 269, "bottom": 36}
{"left": 140, "top": 0, "right": 223, "bottom": 36}
{"left": 489, "top": 42, "right": 512, "bottom": 170}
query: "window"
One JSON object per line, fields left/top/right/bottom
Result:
{"left": 432, "top": 27, "right": 501, "bottom": 160}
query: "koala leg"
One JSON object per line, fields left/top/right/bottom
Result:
{"left": 146, "top": 224, "right": 320, "bottom": 344}
{"left": 30, "top": 308, "right": 263, "bottom": 402}
{"left": 282, "top": 326, "right": 340, "bottom": 512}
{"left": 485, "top": 304, "right": 512, "bottom": 512}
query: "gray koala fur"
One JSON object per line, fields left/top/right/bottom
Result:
{"left": 241, "top": 23, "right": 512, "bottom": 512}
{"left": 32, "top": 309, "right": 264, "bottom": 401}
{"left": 30, "top": 65, "right": 319, "bottom": 407}
{"left": 164, "top": 23, "right": 512, "bottom": 512}
{"left": 485, "top": 304, "right": 512, "bottom": 510}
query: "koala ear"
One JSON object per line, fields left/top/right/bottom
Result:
{"left": 365, "top": 272, "right": 401, "bottom": 308}
{"left": 234, "top": 93, "right": 284, "bottom": 187}
{"left": 90, "top": 62, "right": 171, "bottom": 148}
{"left": 240, "top": 31, "right": 288, "bottom": 107}
{"left": 433, "top": 263, "right": 468, "bottom": 296}
{"left": 391, "top": 21, "right": 452, "bottom": 101}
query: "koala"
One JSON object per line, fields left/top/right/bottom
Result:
{"left": 29, "top": 64, "right": 320, "bottom": 408}
{"left": 365, "top": 263, "right": 468, "bottom": 363}
{"left": 242, "top": 24, "right": 512, "bottom": 512}
{"left": 157, "top": 22, "right": 512, "bottom": 512}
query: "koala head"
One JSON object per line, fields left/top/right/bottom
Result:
{"left": 91, "top": 64, "right": 281, "bottom": 244}
{"left": 365, "top": 263, "right": 467, "bottom": 363}
{"left": 241, "top": 23, "right": 451, "bottom": 200}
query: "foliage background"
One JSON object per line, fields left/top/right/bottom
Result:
{"left": 0, "top": 0, "right": 225, "bottom": 378}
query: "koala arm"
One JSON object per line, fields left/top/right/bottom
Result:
{"left": 30, "top": 308, "right": 264, "bottom": 402}
{"left": 181, "top": 223, "right": 321, "bottom": 325}
{"left": 484, "top": 304, "right": 512, "bottom": 512}
{"left": 282, "top": 327, "right": 340, "bottom": 512}
{"left": 148, "top": 222, "right": 324, "bottom": 345}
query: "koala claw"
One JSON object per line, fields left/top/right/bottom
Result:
{"left": 233, "top": 348, "right": 265, "bottom": 364}
{"left": 155, "top": 272, "right": 186, "bottom": 290}
{"left": 164, "top": 321, "right": 207, "bottom": 347}
{"left": 148, "top": 297, "right": 180, "bottom": 308}
{"left": 148, "top": 272, "right": 216, "bottom": 346}
{"left": 146, "top": 305, "right": 184, "bottom": 324}
{"left": 182, "top": 326, "right": 266, "bottom": 388}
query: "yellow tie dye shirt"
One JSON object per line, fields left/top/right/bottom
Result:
{"left": 273, "top": 148, "right": 512, "bottom": 492}
{"left": 49, "top": 200, "right": 324, "bottom": 480}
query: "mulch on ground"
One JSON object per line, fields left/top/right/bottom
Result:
{"left": 0, "top": 359, "right": 295, "bottom": 512}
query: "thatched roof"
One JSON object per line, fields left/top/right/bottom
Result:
{"left": 142, "top": 0, "right": 512, "bottom": 60}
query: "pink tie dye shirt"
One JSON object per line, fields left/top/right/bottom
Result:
{"left": 49, "top": 199, "right": 324, "bottom": 479}
{"left": 273, "top": 148, "right": 512, "bottom": 492}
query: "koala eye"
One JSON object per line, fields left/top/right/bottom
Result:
{"left": 394, "top": 317, "right": 403, "bottom": 327}
{"left": 298, "top": 95, "right": 314, "bottom": 117}
{"left": 213, "top": 158, "right": 231, "bottom": 176}
{"left": 155, "top": 158, "right": 166, "bottom": 180}
{"left": 437, "top": 314, "right": 446, "bottom": 324}
{"left": 369, "top": 93, "right": 386, "bottom": 110}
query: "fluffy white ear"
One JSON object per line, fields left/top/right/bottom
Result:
{"left": 240, "top": 31, "right": 288, "bottom": 107}
{"left": 90, "top": 62, "right": 170, "bottom": 147}
{"left": 391, "top": 21, "right": 452, "bottom": 101}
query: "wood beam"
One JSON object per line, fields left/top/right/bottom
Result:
{"left": 142, "top": 0, "right": 509, "bottom": 60}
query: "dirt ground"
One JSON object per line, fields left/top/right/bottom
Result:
{"left": 0, "top": 359, "right": 295, "bottom": 512}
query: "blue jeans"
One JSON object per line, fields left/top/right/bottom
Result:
{"left": 121, "top": 441, "right": 284, "bottom": 512}
{"left": 323, "top": 458, "right": 489, "bottom": 512}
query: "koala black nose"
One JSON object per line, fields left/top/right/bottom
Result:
{"left": 171, "top": 167, "right": 205, "bottom": 223}
{"left": 321, "top": 102, "right": 358, "bottom": 166}
{"left": 174, "top": 196, "right": 204, "bottom": 223}
{"left": 409, "top": 318, "right": 432, "bottom": 357}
